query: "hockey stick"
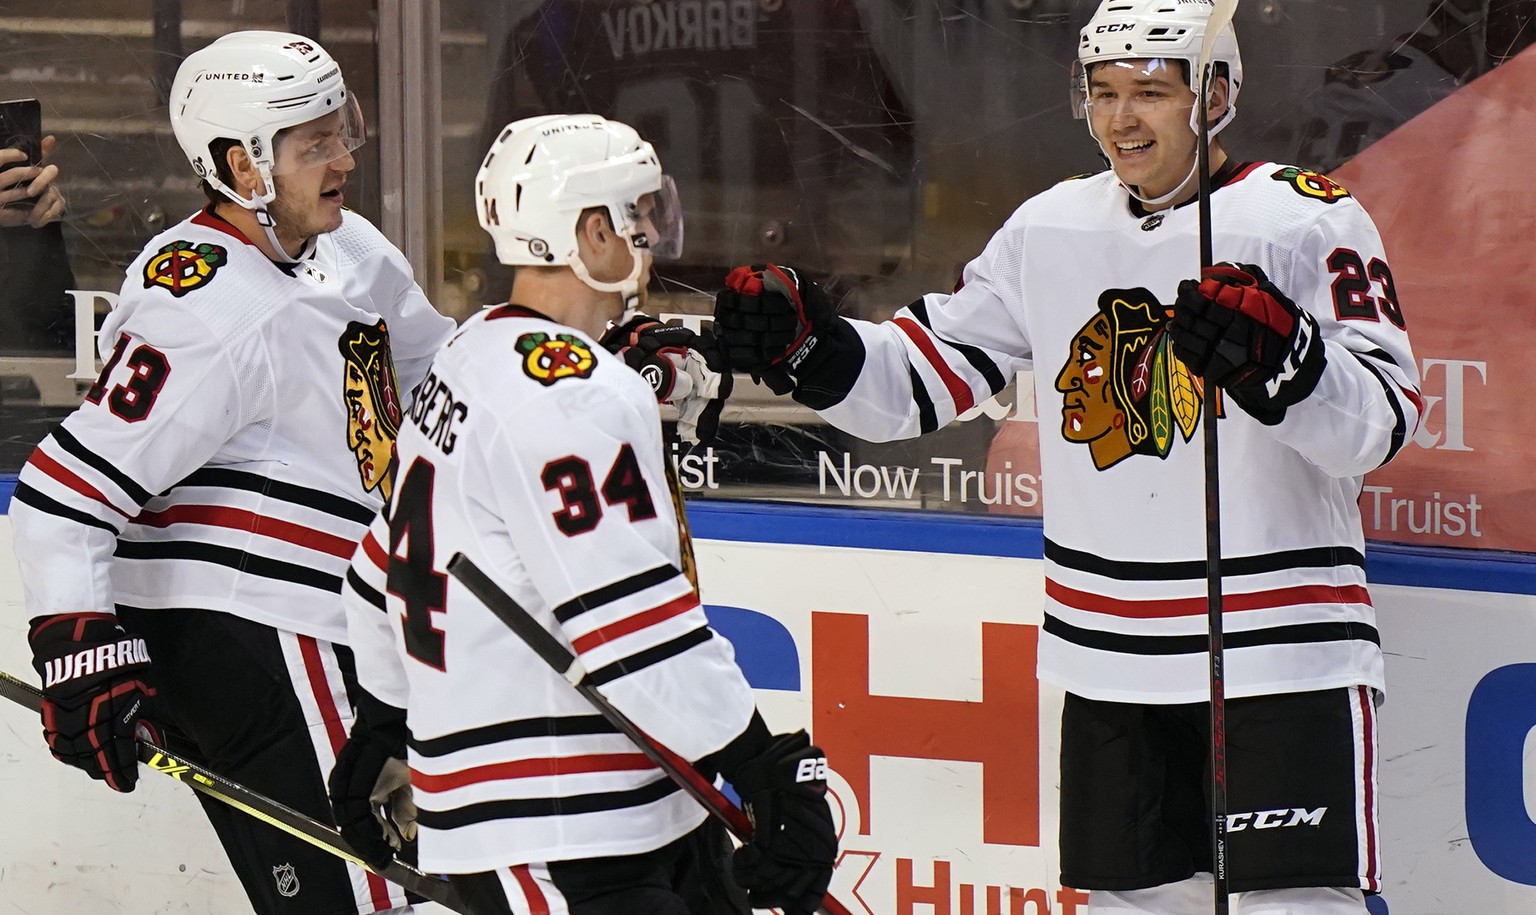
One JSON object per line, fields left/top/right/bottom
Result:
{"left": 447, "top": 552, "right": 855, "bottom": 915}
{"left": 0, "top": 667, "right": 474, "bottom": 915}
{"left": 1196, "top": 1, "right": 1240, "bottom": 913}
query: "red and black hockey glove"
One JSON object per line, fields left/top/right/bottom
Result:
{"left": 599, "top": 315, "right": 734, "bottom": 445}
{"left": 328, "top": 689, "right": 415, "bottom": 870}
{"left": 1171, "top": 262, "right": 1327, "bottom": 425}
{"left": 28, "top": 612, "right": 158, "bottom": 793}
{"left": 713, "top": 264, "right": 838, "bottom": 395}
{"left": 728, "top": 730, "right": 838, "bottom": 915}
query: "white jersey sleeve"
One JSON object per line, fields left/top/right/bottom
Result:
{"left": 342, "top": 514, "right": 411, "bottom": 709}
{"left": 467, "top": 380, "right": 755, "bottom": 762}
{"left": 10, "top": 303, "right": 258, "bottom": 617}
{"left": 1263, "top": 197, "right": 1422, "bottom": 477}
{"left": 817, "top": 207, "right": 1035, "bottom": 441}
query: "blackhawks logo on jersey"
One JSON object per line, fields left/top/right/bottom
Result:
{"left": 517, "top": 332, "right": 596, "bottom": 386}
{"left": 1055, "top": 288, "right": 1205, "bottom": 471}
{"left": 339, "top": 320, "right": 404, "bottom": 501}
{"left": 1271, "top": 166, "right": 1351, "bottom": 204}
{"left": 143, "top": 240, "right": 227, "bottom": 297}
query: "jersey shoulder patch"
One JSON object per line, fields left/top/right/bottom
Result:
{"left": 516, "top": 331, "right": 598, "bottom": 386}
{"left": 1269, "top": 165, "right": 1352, "bottom": 205}
{"left": 142, "top": 240, "right": 228, "bottom": 297}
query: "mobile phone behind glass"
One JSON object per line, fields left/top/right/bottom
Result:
{"left": 0, "top": 98, "right": 43, "bottom": 209}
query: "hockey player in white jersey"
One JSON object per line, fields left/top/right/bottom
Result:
{"left": 712, "top": 2, "right": 1421, "bottom": 913}
{"left": 9, "top": 31, "right": 456, "bottom": 915}
{"left": 331, "top": 113, "right": 837, "bottom": 915}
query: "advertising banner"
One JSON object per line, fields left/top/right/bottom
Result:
{"left": 1331, "top": 48, "right": 1536, "bottom": 554}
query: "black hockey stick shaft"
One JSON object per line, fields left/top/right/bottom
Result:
{"left": 1197, "top": 2, "right": 1240, "bottom": 912}
{"left": 447, "top": 552, "right": 856, "bottom": 915}
{"left": 0, "top": 668, "right": 474, "bottom": 914}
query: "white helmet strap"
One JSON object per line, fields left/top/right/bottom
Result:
{"left": 212, "top": 165, "right": 314, "bottom": 265}
{"left": 566, "top": 241, "right": 645, "bottom": 314}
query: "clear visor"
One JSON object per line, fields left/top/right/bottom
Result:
{"left": 270, "top": 93, "right": 367, "bottom": 175}
{"left": 1070, "top": 58, "right": 1190, "bottom": 120}
{"left": 629, "top": 175, "right": 683, "bottom": 260}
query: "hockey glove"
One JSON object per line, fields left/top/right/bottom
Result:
{"left": 1171, "top": 262, "right": 1328, "bottom": 425}
{"left": 600, "top": 315, "right": 734, "bottom": 445}
{"left": 713, "top": 264, "right": 838, "bottom": 395}
{"left": 328, "top": 691, "right": 416, "bottom": 870}
{"left": 28, "top": 612, "right": 158, "bottom": 793}
{"left": 728, "top": 730, "right": 838, "bottom": 915}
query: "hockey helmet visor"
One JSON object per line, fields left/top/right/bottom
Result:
{"left": 270, "top": 94, "right": 366, "bottom": 175}
{"left": 631, "top": 175, "right": 683, "bottom": 260}
{"left": 1070, "top": 58, "right": 1194, "bottom": 120}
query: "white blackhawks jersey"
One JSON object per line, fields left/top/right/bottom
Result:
{"left": 819, "top": 162, "right": 1421, "bottom": 704}
{"left": 10, "top": 208, "right": 455, "bottom": 643}
{"left": 342, "top": 305, "right": 757, "bottom": 873}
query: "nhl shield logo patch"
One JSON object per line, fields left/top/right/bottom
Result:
{"left": 144, "top": 240, "right": 227, "bottom": 297}
{"left": 272, "top": 863, "right": 300, "bottom": 898}
{"left": 517, "top": 332, "right": 597, "bottom": 386}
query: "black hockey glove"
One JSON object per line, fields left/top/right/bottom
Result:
{"left": 328, "top": 690, "right": 415, "bottom": 870}
{"left": 728, "top": 730, "right": 838, "bottom": 915}
{"left": 1171, "top": 262, "right": 1328, "bottom": 425}
{"left": 599, "top": 315, "right": 734, "bottom": 445}
{"left": 28, "top": 612, "right": 158, "bottom": 793}
{"left": 713, "top": 264, "right": 839, "bottom": 395}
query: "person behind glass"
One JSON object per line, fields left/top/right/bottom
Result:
{"left": 328, "top": 114, "right": 836, "bottom": 915}
{"left": 711, "top": 1, "right": 1421, "bottom": 913}
{"left": 1295, "top": 0, "right": 1536, "bottom": 171}
{"left": 8, "top": 31, "right": 456, "bottom": 915}
{"left": 0, "top": 134, "right": 74, "bottom": 352}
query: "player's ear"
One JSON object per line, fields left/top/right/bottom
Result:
{"left": 226, "top": 145, "right": 266, "bottom": 197}
{"left": 1207, "top": 72, "right": 1232, "bottom": 122}
{"left": 576, "top": 207, "right": 614, "bottom": 247}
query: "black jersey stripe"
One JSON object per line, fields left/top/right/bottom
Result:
{"left": 416, "top": 773, "right": 680, "bottom": 829}
{"left": 346, "top": 567, "right": 386, "bottom": 613}
{"left": 11, "top": 482, "right": 121, "bottom": 534}
{"left": 1044, "top": 539, "right": 1365, "bottom": 580}
{"left": 585, "top": 627, "right": 714, "bottom": 686}
{"left": 906, "top": 298, "right": 1009, "bottom": 395}
{"left": 174, "top": 467, "right": 376, "bottom": 525}
{"left": 1043, "top": 613, "right": 1381, "bottom": 656}
{"left": 114, "top": 539, "right": 344, "bottom": 593}
{"left": 410, "top": 715, "right": 619, "bottom": 758}
{"left": 1352, "top": 354, "right": 1410, "bottom": 466}
{"left": 909, "top": 365, "right": 938, "bottom": 434}
{"left": 49, "top": 427, "right": 153, "bottom": 506}
{"left": 1355, "top": 347, "right": 1402, "bottom": 370}
{"left": 552, "top": 564, "right": 680, "bottom": 623}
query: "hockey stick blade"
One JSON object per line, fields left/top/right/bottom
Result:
{"left": 447, "top": 552, "right": 856, "bottom": 915}
{"left": 0, "top": 668, "right": 475, "bottom": 914}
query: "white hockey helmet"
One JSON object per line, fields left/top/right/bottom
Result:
{"left": 475, "top": 114, "right": 682, "bottom": 278}
{"left": 169, "top": 30, "right": 365, "bottom": 208}
{"left": 1071, "top": 0, "right": 1243, "bottom": 136}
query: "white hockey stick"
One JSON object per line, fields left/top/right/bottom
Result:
{"left": 1196, "top": 2, "right": 1240, "bottom": 913}
{"left": 447, "top": 552, "right": 856, "bottom": 915}
{"left": 0, "top": 668, "right": 474, "bottom": 914}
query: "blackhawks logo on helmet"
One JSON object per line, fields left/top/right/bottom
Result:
{"left": 517, "top": 332, "right": 597, "bottom": 386}
{"left": 144, "top": 241, "right": 228, "bottom": 297}
{"left": 1054, "top": 288, "right": 1205, "bottom": 471}
{"left": 1271, "top": 166, "right": 1351, "bottom": 204}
